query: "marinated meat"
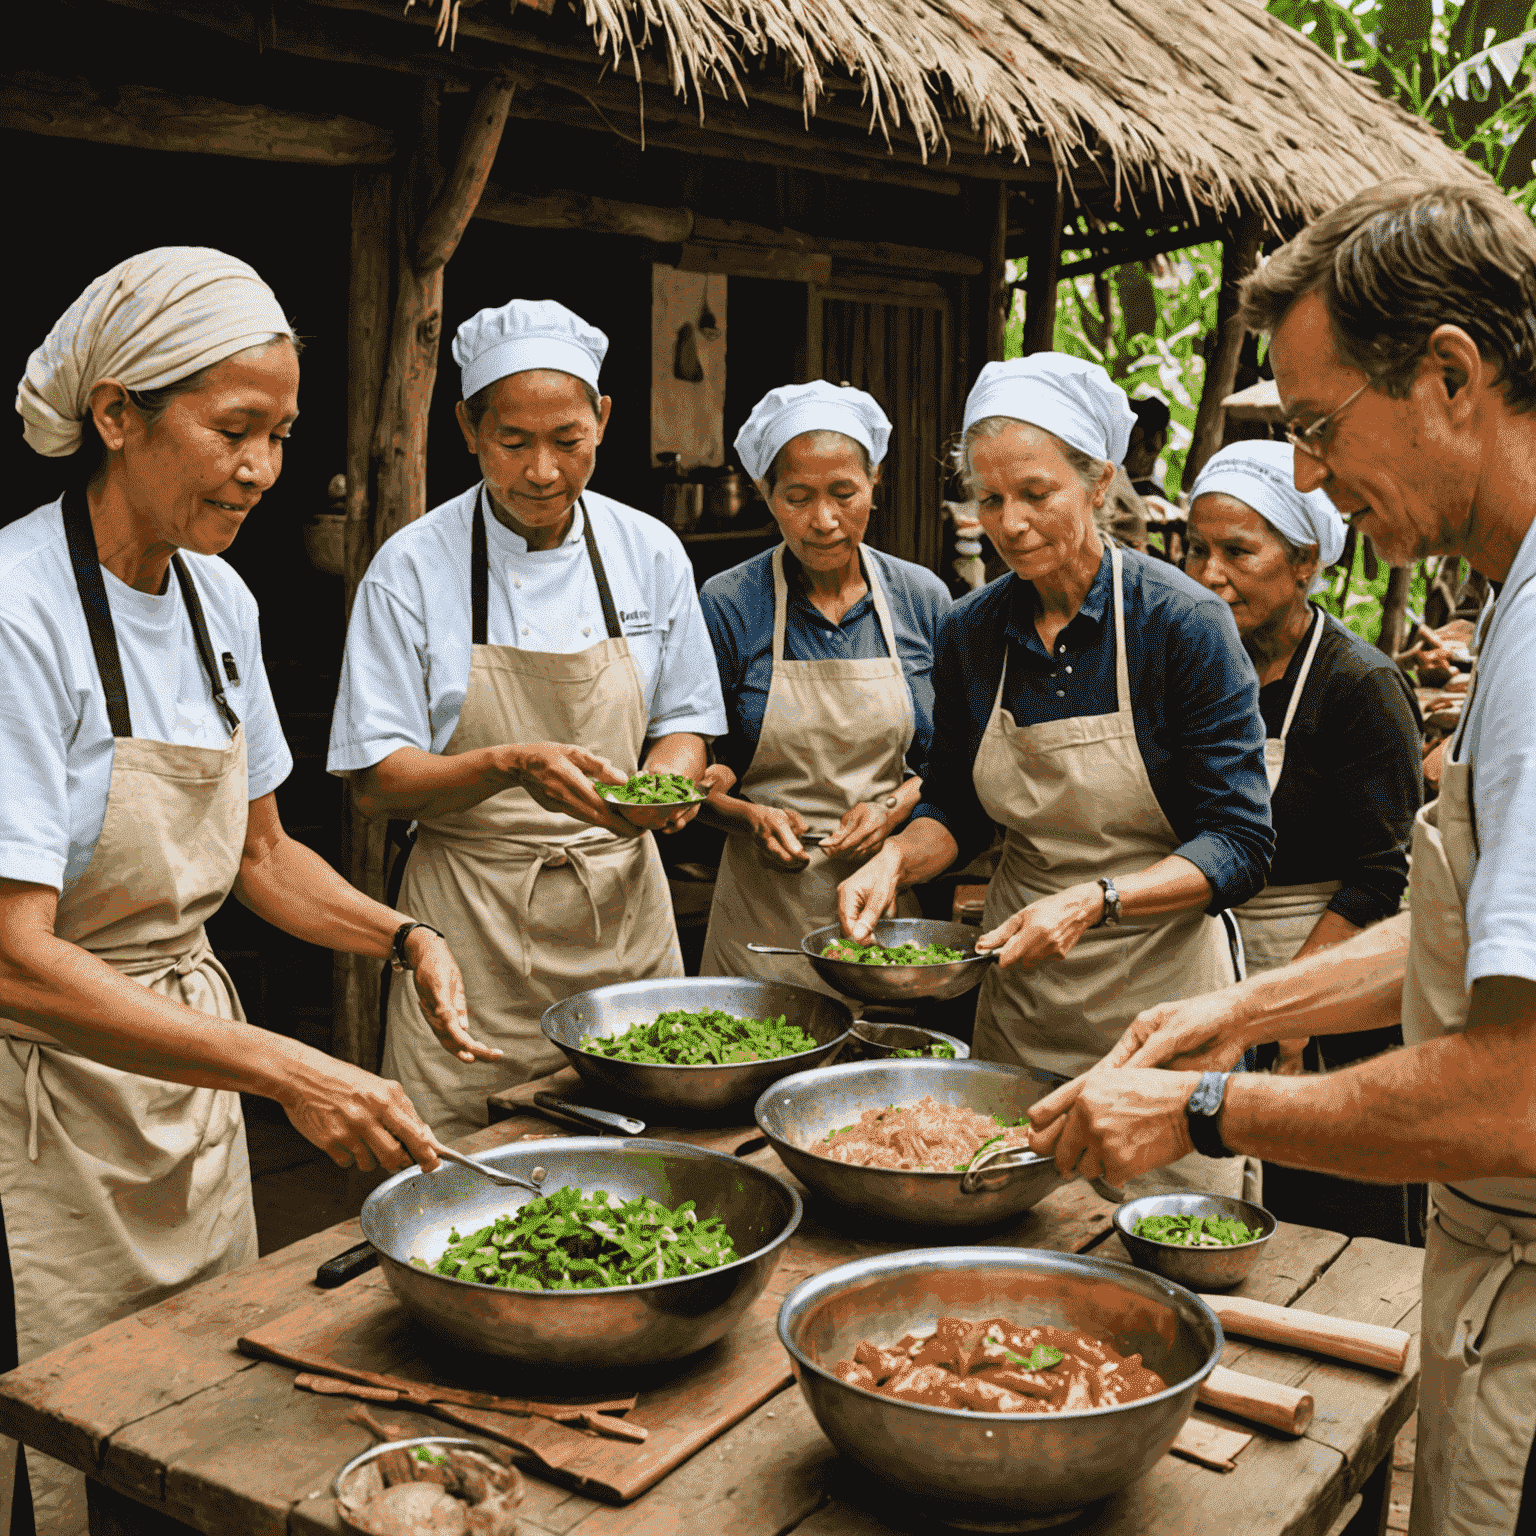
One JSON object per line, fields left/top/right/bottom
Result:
{"left": 814, "top": 1097, "right": 1029, "bottom": 1172}
{"left": 831, "top": 1316, "right": 1166, "bottom": 1414}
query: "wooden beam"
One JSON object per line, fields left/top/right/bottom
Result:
{"left": 414, "top": 75, "right": 518, "bottom": 271}
{"left": 984, "top": 182, "right": 1010, "bottom": 363}
{"left": 678, "top": 241, "right": 831, "bottom": 284}
{"left": 0, "top": 75, "right": 393, "bottom": 165}
{"left": 1183, "top": 208, "right": 1263, "bottom": 489}
{"left": 1054, "top": 224, "right": 1214, "bottom": 279}
{"left": 690, "top": 217, "right": 983, "bottom": 278}
{"left": 1020, "top": 184, "right": 1066, "bottom": 355}
{"left": 475, "top": 184, "right": 693, "bottom": 242}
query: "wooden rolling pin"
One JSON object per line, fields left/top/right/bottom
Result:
{"left": 1198, "top": 1366, "right": 1312, "bottom": 1436}
{"left": 1202, "top": 1295, "right": 1411, "bottom": 1373}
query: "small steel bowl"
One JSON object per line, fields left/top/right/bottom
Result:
{"left": 796, "top": 918, "right": 998, "bottom": 1004}
{"left": 594, "top": 782, "right": 707, "bottom": 829}
{"left": 361, "top": 1138, "right": 802, "bottom": 1366}
{"left": 333, "top": 1436, "right": 523, "bottom": 1536}
{"left": 838, "top": 1021, "right": 970, "bottom": 1062}
{"left": 542, "top": 976, "right": 853, "bottom": 1116}
{"left": 778, "top": 1247, "right": 1222, "bottom": 1522}
{"left": 1114, "top": 1192, "right": 1277, "bottom": 1292}
{"left": 755, "top": 1059, "right": 1064, "bottom": 1228}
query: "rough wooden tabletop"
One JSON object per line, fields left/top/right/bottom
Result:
{"left": 0, "top": 1097, "right": 1420, "bottom": 1536}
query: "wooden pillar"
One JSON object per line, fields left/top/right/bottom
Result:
{"left": 1183, "top": 207, "right": 1263, "bottom": 490}
{"left": 1020, "top": 182, "right": 1065, "bottom": 356}
{"left": 1378, "top": 565, "right": 1413, "bottom": 656}
{"left": 331, "top": 74, "right": 516, "bottom": 1067}
{"left": 984, "top": 181, "right": 1010, "bottom": 363}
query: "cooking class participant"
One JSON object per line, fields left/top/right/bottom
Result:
{"left": 329, "top": 299, "right": 727, "bottom": 1140}
{"left": 837, "top": 353, "right": 1273, "bottom": 1198}
{"left": 1186, "top": 442, "right": 1424, "bottom": 1242}
{"left": 1025, "top": 179, "right": 1536, "bottom": 1536}
{"left": 1, "top": 248, "right": 466, "bottom": 1534}
{"left": 695, "top": 382, "right": 951, "bottom": 989}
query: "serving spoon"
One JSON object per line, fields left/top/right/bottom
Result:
{"left": 430, "top": 1143, "right": 547, "bottom": 1193}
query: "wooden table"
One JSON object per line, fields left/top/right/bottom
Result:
{"left": 0, "top": 1085, "right": 1421, "bottom": 1536}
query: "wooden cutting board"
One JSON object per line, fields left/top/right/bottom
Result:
{"left": 237, "top": 1268, "right": 790, "bottom": 1505}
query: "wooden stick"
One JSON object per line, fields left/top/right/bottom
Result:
{"left": 414, "top": 75, "right": 518, "bottom": 272}
{"left": 1202, "top": 1295, "right": 1411, "bottom": 1373}
{"left": 1198, "top": 1365, "right": 1313, "bottom": 1436}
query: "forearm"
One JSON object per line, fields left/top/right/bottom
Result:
{"left": 890, "top": 775, "right": 925, "bottom": 825}
{"left": 889, "top": 817, "right": 962, "bottom": 887}
{"left": 353, "top": 745, "right": 510, "bottom": 821}
{"left": 700, "top": 784, "right": 761, "bottom": 837}
{"left": 642, "top": 732, "right": 707, "bottom": 781}
{"left": 1294, "top": 909, "right": 1364, "bottom": 963}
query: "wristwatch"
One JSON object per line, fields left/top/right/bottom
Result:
{"left": 1093, "top": 876, "right": 1121, "bottom": 928}
{"left": 1185, "top": 1071, "right": 1235, "bottom": 1159}
{"left": 391, "top": 921, "right": 443, "bottom": 974}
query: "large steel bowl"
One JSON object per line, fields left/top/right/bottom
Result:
{"left": 778, "top": 1247, "right": 1222, "bottom": 1522}
{"left": 755, "top": 1059, "right": 1066, "bottom": 1228}
{"left": 361, "top": 1138, "right": 801, "bottom": 1367}
{"left": 1114, "top": 1192, "right": 1278, "bottom": 1292}
{"left": 541, "top": 977, "right": 853, "bottom": 1116}
{"left": 791, "top": 918, "right": 998, "bottom": 1004}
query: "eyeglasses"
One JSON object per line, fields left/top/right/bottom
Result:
{"left": 1285, "top": 379, "right": 1372, "bottom": 461}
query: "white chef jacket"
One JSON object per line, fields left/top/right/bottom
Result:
{"left": 0, "top": 497, "right": 293, "bottom": 894}
{"left": 327, "top": 484, "right": 726, "bottom": 773}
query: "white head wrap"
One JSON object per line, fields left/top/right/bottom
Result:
{"left": 453, "top": 299, "right": 607, "bottom": 399}
{"left": 1190, "top": 440, "right": 1347, "bottom": 593}
{"left": 734, "top": 380, "right": 891, "bottom": 484}
{"left": 963, "top": 353, "right": 1135, "bottom": 464}
{"left": 16, "top": 247, "right": 293, "bottom": 458}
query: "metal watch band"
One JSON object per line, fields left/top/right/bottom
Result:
{"left": 391, "top": 921, "right": 442, "bottom": 974}
{"left": 1094, "top": 876, "right": 1121, "bottom": 928}
{"left": 1185, "top": 1071, "right": 1235, "bottom": 1159}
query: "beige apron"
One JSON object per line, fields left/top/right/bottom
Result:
{"left": 700, "top": 545, "right": 919, "bottom": 993}
{"left": 971, "top": 546, "right": 1253, "bottom": 1199}
{"left": 1402, "top": 585, "right": 1536, "bottom": 1536}
{"left": 382, "top": 493, "right": 681, "bottom": 1141}
{"left": 1232, "top": 607, "right": 1343, "bottom": 977}
{"left": 0, "top": 493, "right": 256, "bottom": 1536}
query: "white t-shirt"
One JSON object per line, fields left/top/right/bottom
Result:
{"left": 327, "top": 485, "right": 727, "bottom": 773}
{"left": 0, "top": 498, "right": 293, "bottom": 895}
{"left": 1459, "top": 515, "right": 1536, "bottom": 988}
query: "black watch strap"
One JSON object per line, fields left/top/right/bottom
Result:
{"left": 391, "top": 921, "right": 442, "bottom": 973}
{"left": 1185, "top": 1071, "right": 1235, "bottom": 1159}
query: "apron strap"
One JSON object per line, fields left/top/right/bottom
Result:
{"left": 1276, "top": 604, "right": 1325, "bottom": 746}
{"left": 171, "top": 555, "right": 241, "bottom": 733}
{"left": 771, "top": 543, "right": 899, "bottom": 661}
{"left": 1109, "top": 544, "right": 1131, "bottom": 713}
{"left": 62, "top": 487, "right": 132, "bottom": 738}
{"left": 473, "top": 489, "right": 620, "bottom": 645}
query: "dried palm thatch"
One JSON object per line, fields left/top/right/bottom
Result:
{"left": 411, "top": 0, "right": 1481, "bottom": 223}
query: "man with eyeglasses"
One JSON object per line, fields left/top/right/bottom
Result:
{"left": 1026, "top": 178, "right": 1536, "bottom": 1536}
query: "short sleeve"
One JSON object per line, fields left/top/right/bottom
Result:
{"left": 0, "top": 610, "right": 75, "bottom": 889}
{"left": 231, "top": 589, "right": 293, "bottom": 802}
{"left": 645, "top": 543, "right": 728, "bottom": 739}
{"left": 327, "top": 575, "right": 434, "bottom": 774}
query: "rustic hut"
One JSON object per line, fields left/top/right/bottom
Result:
{"left": 3, "top": 0, "right": 1479, "bottom": 1065}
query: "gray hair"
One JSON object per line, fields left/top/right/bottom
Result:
{"left": 952, "top": 415, "right": 1109, "bottom": 499}
{"left": 765, "top": 429, "right": 874, "bottom": 492}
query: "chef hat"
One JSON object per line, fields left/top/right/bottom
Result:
{"left": 17, "top": 246, "right": 293, "bottom": 458}
{"left": 963, "top": 353, "right": 1135, "bottom": 465}
{"left": 1191, "top": 440, "right": 1347, "bottom": 593}
{"left": 734, "top": 380, "right": 892, "bottom": 484}
{"left": 452, "top": 299, "right": 608, "bottom": 399}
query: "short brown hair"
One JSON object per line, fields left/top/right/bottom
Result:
{"left": 1240, "top": 178, "right": 1536, "bottom": 413}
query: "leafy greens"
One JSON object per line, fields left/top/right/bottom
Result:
{"left": 581, "top": 1007, "right": 819, "bottom": 1065}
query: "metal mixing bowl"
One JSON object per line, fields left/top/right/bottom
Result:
{"left": 1114, "top": 1192, "right": 1277, "bottom": 1291}
{"left": 795, "top": 918, "right": 998, "bottom": 1003}
{"left": 333, "top": 1436, "right": 522, "bottom": 1535}
{"left": 593, "top": 782, "right": 707, "bottom": 830}
{"left": 541, "top": 977, "right": 853, "bottom": 1116}
{"left": 778, "top": 1247, "right": 1222, "bottom": 1522}
{"left": 755, "top": 1059, "right": 1065, "bottom": 1227}
{"left": 361, "top": 1138, "right": 801, "bottom": 1366}
{"left": 838, "top": 1021, "right": 970, "bottom": 1062}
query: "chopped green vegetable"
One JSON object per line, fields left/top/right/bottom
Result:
{"left": 581, "top": 1007, "right": 818, "bottom": 1065}
{"left": 822, "top": 940, "right": 966, "bottom": 966}
{"left": 992, "top": 1113, "right": 1030, "bottom": 1127}
{"left": 1006, "top": 1344, "right": 1065, "bottom": 1371}
{"left": 1133, "top": 1213, "right": 1263, "bottom": 1248}
{"left": 824, "top": 1125, "right": 855, "bottom": 1142}
{"left": 410, "top": 1447, "right": 448, "bottom": 1467}
{"left": 954, "top": 1132, "right": 1005, "bottom": 1170}
{"left": 593, "top": 772, "right": 701, "bottom": 805}
{"left": 427, "top": 1185, "right": 738, "bottom": 1290}
{"left": 890, "top": 1040, "right": 959, "bottom": 1059}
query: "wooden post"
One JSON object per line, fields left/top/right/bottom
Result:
{"left": 1378, "top": 565, "right": 1413, "bottom": 656}
{"left": 331, "top": 76, "right": 516, "bottom": 1066}
{"left": 1020, "top": 182, "right": 1065, "bottom": 355}
{"left": 1183, "top": 207, "right": 1263, "bottom": 490}
{"left": 984, "top": 181, "right": 1010, "bottom": 363}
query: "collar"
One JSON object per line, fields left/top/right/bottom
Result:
{"left": 1003, "top": 546, "right": 1113, "bottom": 648}
{"left": 478, "top": 482, "right": 585, "bottom": 555}
{"left": 782, "top": 545, "right": 875, "bottom": 625}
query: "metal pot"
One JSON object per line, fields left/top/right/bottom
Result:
{"left": 750, "top": 918, "right": 998, "bottom": 1005}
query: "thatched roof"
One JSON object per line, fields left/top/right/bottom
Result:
{"left": 417, "top": 0, "right": 1480, "bottom": 224}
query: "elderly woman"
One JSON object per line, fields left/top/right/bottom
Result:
{"left": 1186, "top": 440, "right": 1424, "bottom": 1240}
{"left": 696, "top": 383, "right": 951, "bottom": 984}
{"left": 838, "top": 354, "right": 1273, "bottom": 1198}
{"left": 2, "top": 249, "right": 468, "bottom": 1533}
{"left": 329, "top": 299, "right": 726, "bottom": 1140}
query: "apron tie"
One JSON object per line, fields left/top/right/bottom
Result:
{"left": 512, "top": 841, "right": 604, "bottom": 979}
{"left": 1444, "top": 1216, "right": 1535, "bottom": 1364}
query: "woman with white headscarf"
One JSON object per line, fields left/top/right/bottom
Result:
{"left": 695, "top": 382, "right": 951, "bottom": 988}
{"left": 1186, "top": 440, "right": 1424, "bottom": 1242}
{"left": 838, "top": 355, "right": 1273, "bottom": 1199}
{"left": 3, "top": 248, "right": 475, "bottom": 1534}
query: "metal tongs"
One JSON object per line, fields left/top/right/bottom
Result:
{"left": 958, "top": 1136, "right": 1045, "bottom": 1196}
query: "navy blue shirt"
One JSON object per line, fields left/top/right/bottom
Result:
{"left": 916, "top": 549, "right": 1273, "bottom": 911}
{"left": 700, "top": 545, "right": 952, "bottom": 782}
